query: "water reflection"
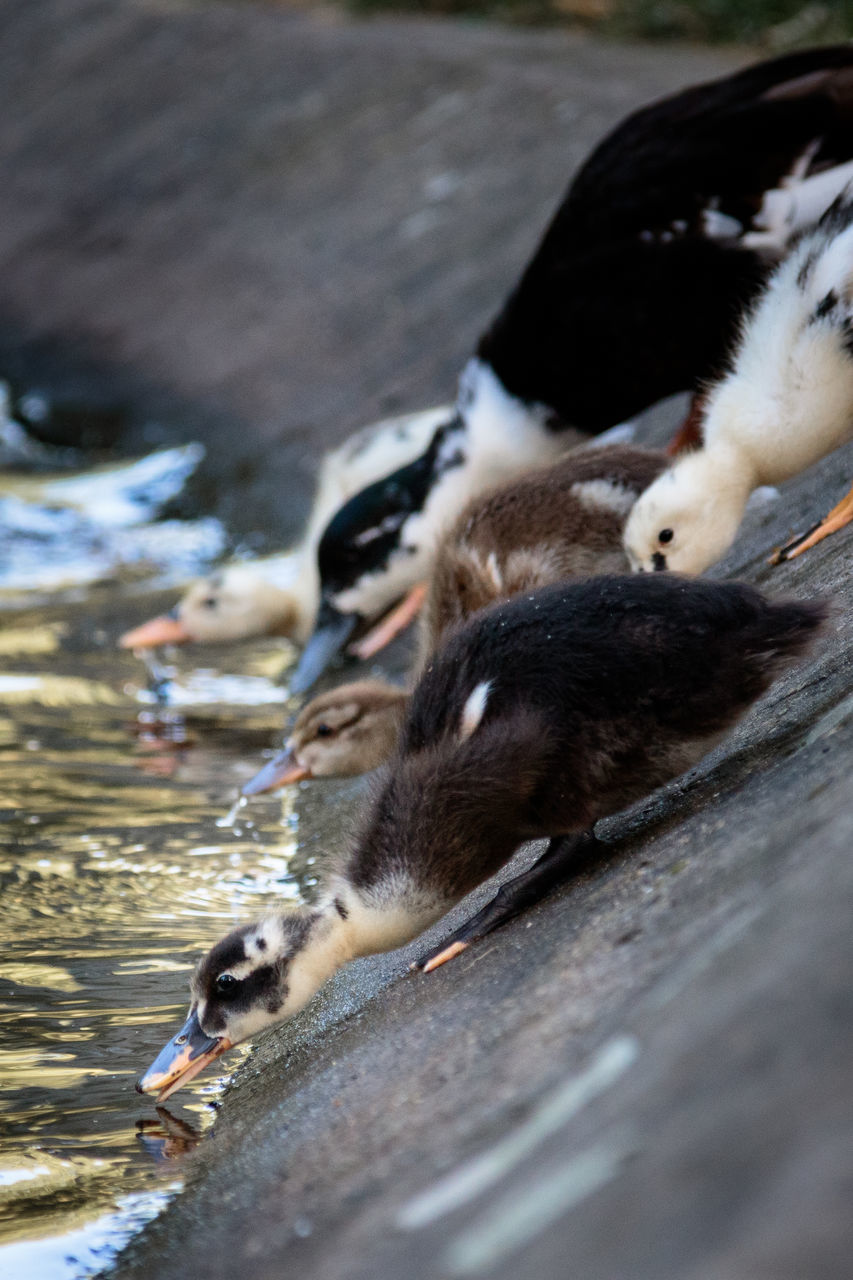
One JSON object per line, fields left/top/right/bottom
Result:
{"left": 135, "top": 1109, "right": 202, "bottom": 1164}
{"left": 0, "top": 530, "right": 312, "bottom": 1274}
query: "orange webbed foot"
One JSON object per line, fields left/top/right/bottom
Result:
{"left": 771, "top": 482, "right": 853, "bottom": 563}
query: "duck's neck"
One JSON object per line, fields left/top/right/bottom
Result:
{"left": 264, "top": 585, "right": 306, "bottom": 640}
{"left": 324, "top": 878, "right": 441, "bottom": 960}
{"left": 701, "top": 438, "right": 758, "bottom": 507}
{"left": 280, "top": 904, "right": 358, "bottom": 1015}
{"left": 702, "top": 377, "right": 769, "bottom": 493}
{"left": 288, "top": 880, "right": 438, "bottom": 1011}
{"left": 458, "top": 359, "right": 578, "bottom": 472}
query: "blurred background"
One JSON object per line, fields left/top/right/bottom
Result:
{"left": 352, "top": 0, "right": 851, "bottom": 48}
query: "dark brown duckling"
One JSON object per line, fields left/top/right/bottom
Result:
{"left": 244, "top": 444, "right": 667, "bottom": 795}
{"left": 139, "top": 574, "right": 825, "bottom": 1099}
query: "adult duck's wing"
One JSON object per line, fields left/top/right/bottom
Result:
{"left": 479, "top": 48, "right": 853, "bottom": 430}
{"left": 559, "top": 46, "right": 853, "bottom": 246}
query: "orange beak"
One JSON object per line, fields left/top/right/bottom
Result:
{"left": 137, "top": 1008, "right": 232, "bottom": 1103}
{"left": 120, "top": 613, "right": 193, "bottom": 649}
{"left": 241, "top": 746, "right": 311, "bottom": 797}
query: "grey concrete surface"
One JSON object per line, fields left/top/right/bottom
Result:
{"left": 7, "top": 4, "right": 853, "bottom": 1279}
{"left": 0, "top": 0, "right": 734, "bottom": 542}
{"left": 112, "top": 441, "right": 853, "bottom": 1280}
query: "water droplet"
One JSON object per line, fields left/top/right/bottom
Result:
{"left": 216, "top": 795, "right": 248, "bottom": 829}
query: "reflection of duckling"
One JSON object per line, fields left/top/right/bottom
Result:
{"left": 119, "top": 405, "right": 450, "bottom": 649}
{"left": 139, "top": 574, "right": 825, "bottom": 1100}
{"left": 294, "top": 48, "right": 853, "bottom": 691}
{"left": 624, "top": 195, "right": 853, "bottom": 574}
{"left": 136, "top": 1107, "right": 201, "bottom": 1163}
{"left": 244, "top": 445, "right": 667, "bottom": 794}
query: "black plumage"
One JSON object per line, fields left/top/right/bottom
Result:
{"left": 346, "top": 576, "right": 826, "bottom": 960}
{"left": 481, "top": 47, "right": 853, "bottom": 427}
{"left": 294, "top": 47, "right": 853, "bottom": 690}
{"left": 138, "top": 577, "right": 827, "bottom": 1099}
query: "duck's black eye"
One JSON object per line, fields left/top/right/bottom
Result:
{"left": 215, "top": 973, "right": 237, "bottom": 996}
{"left": 658, "top": 529, "right": 674, "bottom": 545}
{"left": 315, "top": 723, "right": 333, "bottom": 738}
{"left": 202, "top": 597, "right": 218, "bottom": 610}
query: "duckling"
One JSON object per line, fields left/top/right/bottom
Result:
{"left": 122, "top": 562, "right": 306, "bottom": 649}
{"left": 118, "top": 404, "right": 450, "bottom": 649}
{"left": 624, "top": 192, "right": 853, "bottom": 575}
{"left": 243, "top": 444, "right": 668, "bottom": 794}
{"left": 138, "top": 574, "right": 825, "bottom": 1100}
{"left": 292, "top": 47, "right": 853, "bottom": 691}
{"left": 242, "top": 680, "right": 408, "bottom": 794}
{"left": 417, "top": 444, "right": 667, "bottom": 653}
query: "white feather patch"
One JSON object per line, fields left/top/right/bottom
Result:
{"left": 459, "top": 681, "right": 491, "bottom": 741}
{"left": 702, "top": 208, "right": 744, "bottom": 241}
{"left": 486, "top": 552, "right": 503, "bottom": 591}
{"left": 743, "top": 160, "right": 853, "bottom": 254}
{"left": 570, "top": 479, "right": 638, "bottom": 517}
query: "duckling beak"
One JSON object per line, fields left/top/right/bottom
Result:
{"left": 120, "top": 610, "right": 192, "bottom": 649}
{"left": 136, "top": 1008, "right": 231, "bottom": 1103}
{"left": 289, "top": 604, "right": 358, "bottom": 694}
{"left": 241, "top": 746, "right": 311, "bottom": 796}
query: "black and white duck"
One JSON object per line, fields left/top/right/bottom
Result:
{"left": 118, "top": 404, "right": 449, "bottom": 650}
{"left": 290, "top": 46, "right": 853, "bottom": 692}
{"left": 243, "top": 444, "right": 667, "bottom": 794}
{"left": 625, "top": 191, "right": 853, "bottom": 573}
{"left": 139, "top": 574, "right": 825, "bottom": 1099}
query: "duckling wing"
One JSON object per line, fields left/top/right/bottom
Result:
{"left": 405, "top": 576, "right": 826, "bottom": 774}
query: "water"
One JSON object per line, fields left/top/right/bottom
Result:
{"left": 0, "top": 449, "right": 312, "bottom": 1277}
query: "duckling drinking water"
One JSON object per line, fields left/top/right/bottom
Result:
{"left": 119, "top": 405, "right": 449, "bottom": 650}
{"left": 139, "top": 574, "right": 825, "bottom": 1100}
{"left": 244, "top": 680, "right": 409, "bottom": 791}
{"left": 242, "top": 444, "right": 668, "bottom": 794}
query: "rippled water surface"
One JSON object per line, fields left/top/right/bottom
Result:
{"left": 0, "top": 451, "right": 313, "bottom": 1277}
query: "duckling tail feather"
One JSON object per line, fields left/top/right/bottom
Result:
{"left": 744, "top": 595, "right": 831, "bottom": 673}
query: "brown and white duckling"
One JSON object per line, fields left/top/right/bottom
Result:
{"left": 243, "top": 444, "right": 667, "bottom": 794}
{"left": 624, "top": 193, "right": 853, "bottom": 574}
{"left": 139, "top": 574, "right": 825, "bottom": 1099}
{"left": 119, "top": 405, "right": 450, "bottom": 649}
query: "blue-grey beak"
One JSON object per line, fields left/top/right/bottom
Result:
{"left": 136, "top": 1007, "right": 229, "bottom": 1102}
{"left": 241, "top": 745, "right": 310, "bottom": 796}
{"left": 289, "top": 605, "right": 359, "bottom": 695}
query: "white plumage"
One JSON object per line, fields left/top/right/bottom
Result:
{"left": 624, "top": 196, "right": 853, "bottom": 575}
